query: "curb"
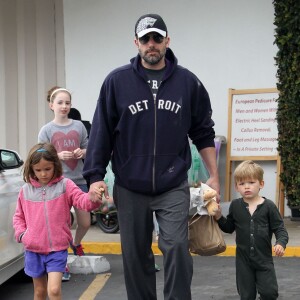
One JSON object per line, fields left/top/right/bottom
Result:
{"left": 67, "top": 255, "right": 110, "bottom": 274}
{"left": 70, "top": 242, "right": 300, "bottom": 257}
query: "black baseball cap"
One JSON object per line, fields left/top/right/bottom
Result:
{"left": 135, "top": 14, "right": 167, "bottom": 38}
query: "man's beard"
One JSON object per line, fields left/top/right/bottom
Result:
{"left": 140, "top": 48, "right": 166, "bottom": 65}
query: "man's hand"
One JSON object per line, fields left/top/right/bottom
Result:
{"left": 206, "top": 177, "right": 220, "bottom": 203}
{"left": 92, "top": 186, "right": 105, "bottom": 202}
{"left": 89, "top": 181, "right": 114, "bottom": 212}
{"left": 89, "top": 181, "right": 109, "bottom": 201}
{"left": 199, "top": 147, "right": 220, "bottom": 202}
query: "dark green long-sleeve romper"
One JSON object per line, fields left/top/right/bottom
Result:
{"left": 217, "top": 197, "right": 289, "bottom": 300}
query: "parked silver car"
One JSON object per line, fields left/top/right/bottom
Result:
{"left": 0, "top": 149, "right": 24, "bottom": 285}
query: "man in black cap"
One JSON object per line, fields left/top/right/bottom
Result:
{"left": 83, "top": 13, "right": 219, "bottom": 300}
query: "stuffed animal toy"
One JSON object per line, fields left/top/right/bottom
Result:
{"left": 200, "top": 183, "right": 218, "bottom": 216}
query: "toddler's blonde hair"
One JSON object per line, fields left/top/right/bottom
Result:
{"left": 234, "top": 160, "right": 264, "bottom": 183}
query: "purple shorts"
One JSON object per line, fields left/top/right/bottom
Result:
{"left": 24, "top": 250, "right": 68, "bottom": 278}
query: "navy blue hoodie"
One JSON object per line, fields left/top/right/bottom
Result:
{"left": 83, "top": 48, "right": 215, "bottom": 195}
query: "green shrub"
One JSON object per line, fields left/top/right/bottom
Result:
{"left": 273, "top": 0, "right": 300, "bottom": 207}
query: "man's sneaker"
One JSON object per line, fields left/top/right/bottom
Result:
{"left": 62, "top": 266, "right": 71, "bottom": 282}
{"left": 70, "top": 242, "right": 85, "bottom": 256}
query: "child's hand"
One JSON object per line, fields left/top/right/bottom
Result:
{"left": 58, "top": 150, "right": 73, "bottom": 160}
{"left": 72, "top": 148, "right": 83, "bottom": 159}
{"left": 89, "top": 181, "right": 110, "bottom": 204}
{"left": 273, "top": 244, "right": 285, "bottom": 257}
{"left": 92, "top": 187, "right": 110, "bottom": 213}
{"left": 213, "top": 204, "right": 222, "bottom": 221}
{"left": 93, "top": 187, "right": 105, "bottom": 201}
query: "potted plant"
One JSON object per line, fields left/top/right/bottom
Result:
{"left": 273, "top": 0, "right": 300, "bottom": 220}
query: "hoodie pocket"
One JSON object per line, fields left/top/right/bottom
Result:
{"left": 119, "top": 155, "right": 153, "bottom": 192}
{"left": 156, "top": 154, "right": 188, "bottom": 191}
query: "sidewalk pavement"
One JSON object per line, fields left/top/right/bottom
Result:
{"left": 71, "top": 217, "right": 300, "bottom": 257}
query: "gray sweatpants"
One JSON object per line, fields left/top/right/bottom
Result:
{"left": 113, "top": 180, "right": 193, "bottom": 300}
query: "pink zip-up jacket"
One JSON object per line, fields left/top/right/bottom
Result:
{"left": 13, "top": 176, "right": 100, "bottom": 254}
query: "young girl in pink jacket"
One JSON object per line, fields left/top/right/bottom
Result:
{"left": 13, "top": 142, "right": 103, "bottom": 300}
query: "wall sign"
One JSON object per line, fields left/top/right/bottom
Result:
{"left": 225, "top": 88, "right": 283, "bottom": 214}
{"left": 231, "top": 92, "right": 278, "bottom": 157}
